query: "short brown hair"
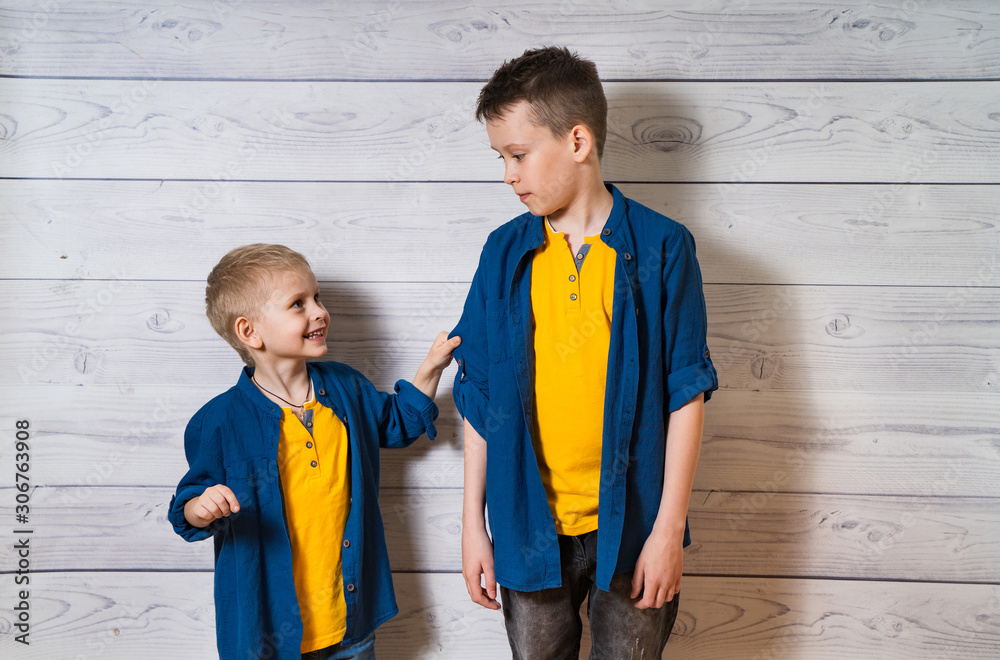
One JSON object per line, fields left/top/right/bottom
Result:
{"left": 476, "top": 46, "right": 608, "bottom": 158}
{"left": 205, "top": 244, "right": 312, "bottom": 366}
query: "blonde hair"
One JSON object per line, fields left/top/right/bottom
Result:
{"left": 205, "top": 244, "right": 313, "bottom": 366}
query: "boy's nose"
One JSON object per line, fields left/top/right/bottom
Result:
{"left": 504, "top": 165, "right": 518, "bottom": 186}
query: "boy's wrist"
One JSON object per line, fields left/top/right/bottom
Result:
{"left": 412, "top": 361, "right": 444, "bottom": 390}
{"left": 651, "top": 514, "right": 687, "bottom": 540}
{"left": 462, "top": 498, "right": 487, "bottom": 528}
{"left": 415, "top": 359, "right": 445, "bottom": 379}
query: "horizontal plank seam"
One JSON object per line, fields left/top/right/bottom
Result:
{"left": 2, "top": 75, "right": 1000, "bottom": 84}
{"left": 3, "top": 486, "right": 998, "bottom": 500}
{"left": 4, "top": 568, "right": 996, "bottom": 586}
{"left": 2, "top": 278, "right": 999, "bottom": 290}
{"left": 2, "top": 177, "right": 998, "bottom": 186}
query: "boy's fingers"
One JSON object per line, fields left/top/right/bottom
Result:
{"left": 463, "top": 564, "right": 500, "bottom": 609}
{"left": 642, "top": 578, "right": 666, "bottom": 609}
{"left": 450, "top": 335, "right": 462, "bottom": 345}
{"left": 463, "top": 570, "right": 480, "bottom": 601}
{"left": 635, "top": 574, "right": 655, "bottom": 609}
{"left": 485, "top": 568, "right": 496, "bottom": 599}
{"left": 209, "top": 489, "right": 231, "bottom": 514}
{"left": 218, "top": 485, "right": 241, "bottom": 512}
{"left": 630, "top": 566, "right": 644, "bottom": 599}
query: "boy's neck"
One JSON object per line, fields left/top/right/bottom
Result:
{"left": 547, "top": 170, "right": 612, "bottom": 232}
{"left": 250, "top": 358, "right": 312, "bottom": 407}
{"left": 547, "top": 168, "right": 613, "bottom": 247}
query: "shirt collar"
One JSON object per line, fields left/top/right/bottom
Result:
{"left": 600, "top": 183, "right": 628, "bottom": 245}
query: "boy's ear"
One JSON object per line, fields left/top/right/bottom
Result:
{"left": 569, "top": 124, "right": 594, "bottom": 163}
{"left": 235, "top": 316, "right": 263, "bottom": 350}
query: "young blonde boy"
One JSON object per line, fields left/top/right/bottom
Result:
{"left": 169, "top": 244, "right": 459, "bottom": 660}
{"left": 450, "top": 47, "right": 718, "bottom": 658}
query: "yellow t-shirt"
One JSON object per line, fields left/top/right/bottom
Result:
{"left": 530, "top": 218, "right": 615, "bottom": 535}
{"left": 276, "top": 396, "right": 351, "bottom": 653}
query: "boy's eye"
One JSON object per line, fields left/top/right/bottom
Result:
{"left": 291, "top": 300, "right": 302, "bottom": 308}
{"left": 513, "top": 154, "right": 525, "bottom": 161}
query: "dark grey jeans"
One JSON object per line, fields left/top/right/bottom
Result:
{"left": 500, "top": 530, "right": 680, "bottom": 660}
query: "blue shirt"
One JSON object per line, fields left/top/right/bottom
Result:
{"left": 167, "top": 361, "right": 438, "bottom": 660}
{"left": 450, "top": 184, "right": 718, "bottom": 592}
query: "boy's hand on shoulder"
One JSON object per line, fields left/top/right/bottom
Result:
{"left": 184, "top": 484, "right": 240, "bottom": 528}
{"left": 630, "top": 527, "right": 684, "bottom": 609}
{"left": 424, "top": 331, "right": 461, "bottom": 373}
{"left": 412, "top": 332, "right": 461, "bottom": 400}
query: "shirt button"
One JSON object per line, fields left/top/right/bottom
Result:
{"left": 346, "top": 583, "right": 355, "bottom": 592}
{"left": 569, "top": 274, "right": 576, "bottom": 282}
{"left": 317, "top": 388, "right": 326, "bottom": 396}
{"left": 343, "top": 540, "right": 350, "bottom": 548}
{"left": 576, "top": 253, "right": 584, "bottom": 260}
{"left": 602, "top": 228, "right": 611, "bottom": 236}
{"left": 624, "top": 252, "right": 632, "bottom": 261}
{"left": 306, "top": 441, "right": 313, "bottom": 448}
{"left": 310, "top": 460, "right": 317, "bottom": 467}
{"left": 570, "top": 293, "right": 578, "bottom": 301}
{"left": 634, "top": 308, "right": 639, "bottom": 316}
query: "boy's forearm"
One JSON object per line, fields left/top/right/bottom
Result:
{"left": 462, "top": 418, "right": 488, "bottom": 528}
{"left": 411, "top": 362, "right": 445, "bottom": 400}
{"left": 651, "top": 395, "right": 705, "bottom": 538}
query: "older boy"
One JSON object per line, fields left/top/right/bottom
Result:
{"left": 451, "top": 47, "right": 718, "bottom": 658}
{"left": 168, "top": 244, "right": 460, "bottom": 660}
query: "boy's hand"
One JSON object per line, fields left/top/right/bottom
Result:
{"left": 630, "top": 527, "right": 684, "bottom": 609}
{"left": 412, "top": 332, "right": 461, "bottom": 400}
{"left": 462, "top": 522, "right": 501, "bottom": 610}
{"left": 184, "top": 484, "right": 240, "bottom": 528}
{"left": 424, "top": 331, "right": 461, "bottom": 373}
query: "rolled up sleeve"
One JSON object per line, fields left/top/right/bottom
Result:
{"left": 360, "top": 374, "right": 440, "bottom": 447}
{"left": 663, "top": 227, "right": 719, "bottom": 413}
{"left": 168, "top": 413, "right": 228, "bottom": 542}
{"left": 449, "top": 246, "right": 491, "bottom": 439}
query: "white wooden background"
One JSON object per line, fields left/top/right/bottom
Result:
{"left": 1, "top": 1, "right": 999, "bottom": 658}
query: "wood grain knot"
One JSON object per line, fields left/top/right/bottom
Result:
{"left": 826, "top": 313, "right": 865, "bottom": 339}
{"left": 842, "top": 14, "right": 914, "bottom": 43}
{"left": 430, "top": 19, "right": 495, "bottom": 43}
{"left": 74, "top": 350, "right": 99, "bottom": 375}
{"left": 750, "top": 355, "right": 778, "bottom": 381}
{"left": 875, "top": 117, "right": 914, "bottom": 139}
{"left": 0, "top": 114, "right": 13, "bottom": 140}
{"left": 632, "top": 117, "right": 702, "bottom": 153}
{"left": 146, "top": 309, "right": 185, "bottom": 333}
{"left": 867, "top": 615, "right": 904, "bottom": 637}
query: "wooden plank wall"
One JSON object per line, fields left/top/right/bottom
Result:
{"left": 1, "top": 1, "right": 998, "bottom": 658}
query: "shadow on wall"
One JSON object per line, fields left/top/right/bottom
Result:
{"left": 601, "top": 83, "right": 817, "bottom": 658}
{"left": 321, "top": 280, "right": 472, "bottom": 658}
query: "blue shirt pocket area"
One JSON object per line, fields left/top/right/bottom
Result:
{"left": 486, "top": 298, "right": 512, "bottom": 362}
{"left": 225, "top": 457, "right": 276, "bottom": 510}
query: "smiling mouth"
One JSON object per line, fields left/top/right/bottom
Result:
{"left": 304, "top": 329, "right": 325, "bottom": 339}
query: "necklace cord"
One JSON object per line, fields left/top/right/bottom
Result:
{"left": 252, "top": 374, "right": 312, "bottom": 409}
